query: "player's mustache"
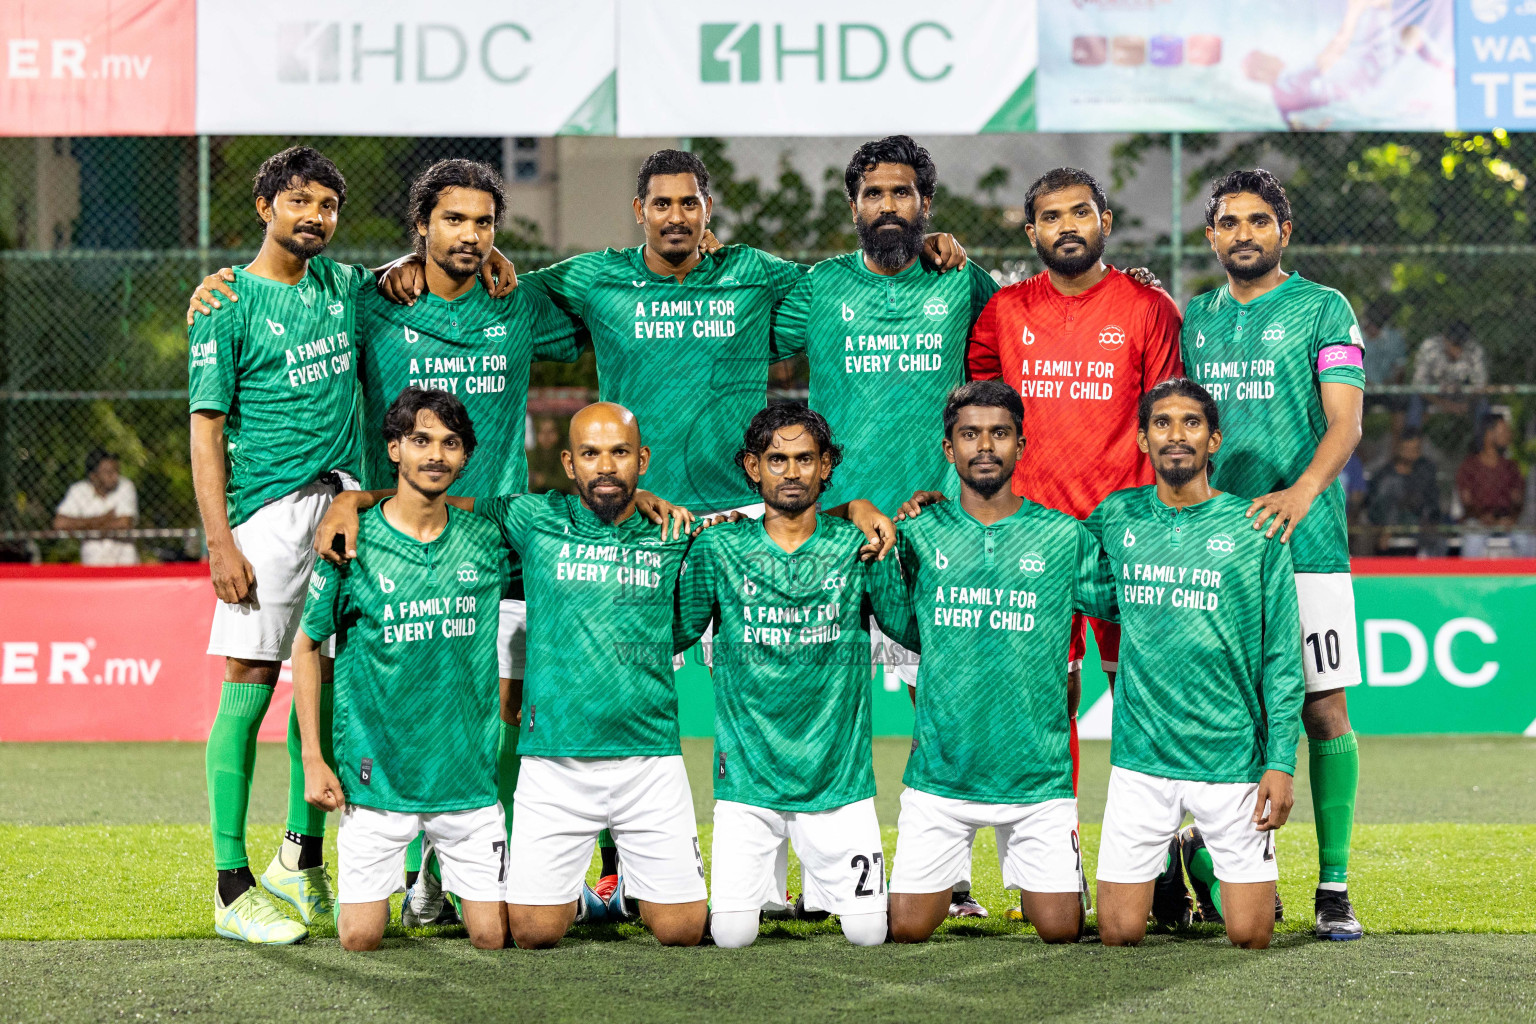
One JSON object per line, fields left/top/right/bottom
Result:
{"left": 968, "top": 454, "right": 1002, "bottom": 466}
{"left": 1054, "top": 234, "right": 1087, "bottom": 249}
{"left": 1159, "top": 444, "right": 1196, "bottom": 456}
{"left": 1230, "top": 243, "right": 1263, "bottom": 254}
{"left": 661, "top": 224, "right": 692, "bottom": 236}
{"left": 420, "top": 462, "right": 451, "bottom": 474}
{"left": 586, "top": 474, "right": 626, "bottom": 489}
{"left": 870, "top": 213, "right": 909, "bottom": 229}
{"left": 292, "top": 224, "right": 324, "bottom": 237}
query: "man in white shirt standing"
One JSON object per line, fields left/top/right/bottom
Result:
{"left": 53, "top": 449, "right": 138, "bottom": 566}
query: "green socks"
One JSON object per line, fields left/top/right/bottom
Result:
{"left": 1310, "top": 730, "right": 1359, "bottom": 887}
{"left": 206, "top": 682, "right": 274, "bottom": 870}
{"left": 284, "top": 682, "right": 334, "bottom": 840}
{"left": 598, "top": 829, "right": 616, "bottom": 852}
{"left": 498, "top": 720, "right": 520, "bottom": 841}
{"left": 1185, "top": 842, "right": 1223, "bottom": 918}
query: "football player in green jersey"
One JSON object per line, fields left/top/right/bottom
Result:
{"left": 189, "top": 146, "right": 375, "bottom": 944}
{"left": 1087, "top": 378, "right": 1303, "bottom": 950}
{"left": 770, "top": 137, "right": 1000, "bottom": 918}
{"left": 295, "top": 388, "right": 511, "bottom": 952}
{"left": 674, "top": 405, "right": 910, "bottom": 948}
{"left": 887, "top": 381, "right": 1113, "bottom": 944}
{"left": 1182, "top": 170, "right": 1365, "bottom": 940}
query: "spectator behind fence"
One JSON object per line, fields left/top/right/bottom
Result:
{"left": 1457, "top": 415, "right": 1524, "bottom": 527}
{"left": 525, "top": 416, "right": 572, "bottom": 494}
{"left": 1409, "top": 320, "right": 1488, "bottom": 431}
{"left": 1364, "top": 431, "right": 1440, "bottom": 553}
{"left": 52, "top": 448, "right": 139, "bottom": 565}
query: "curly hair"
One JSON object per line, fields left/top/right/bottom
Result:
{"left": 734, "top": 404, "right": 843, "bottom": 495}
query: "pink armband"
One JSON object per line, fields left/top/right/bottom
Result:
{"left": 1317, "top": 345, "right": 1363, "bottom": 372}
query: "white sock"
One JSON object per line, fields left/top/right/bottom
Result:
{"left": 1317, "top": 880, "right": 1348, "bottom": 893}
{"left": 279, "top": 837, "right": 303, "bottom": 872}
{"left": 710, "top": 910, "right": 760, "bottom": 949}
{"left": 840, "top": 911, "right": 888, "bottom": 947}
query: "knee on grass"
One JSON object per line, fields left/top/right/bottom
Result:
{"left": 710, "top": 910, "right": 760, "bottom": 949}
{"left": 1097, "top": 921, "right": 1147, "bottom": 947}
{"left": 338, "top": 921, "right": 385, "bottom": 952}
{"left": 839, "top": 912, "right": 888, "bottom": 947}
{"left": 1224, "top": 920, "right": 1274, "bottom": 950}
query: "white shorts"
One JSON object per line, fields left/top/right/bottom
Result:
{"left": 207, "top": 472, "right": 357, "bottom": 661}
{"left": 507, "top": 755, "right": 706, "bottom": 906}
{"left": 869, "top": 620, "right": 919, "bottom": 691}
{"left": 711, "top": 797, "right": 886, "bottom": 916}
{"left": 890, "top": 788, "right": 1082, "bottom": 894}
{"left": 1096, "top": 767, "right": 1278, "bottom": 885}
{"left": 1296, "top": 572, "right": 1362, "bottom": 693}
{"left": 497, "top": 598, "right": 526, "bottom": 680}
{"left": 338, "top": 802, "right": 507, "bottom": 904}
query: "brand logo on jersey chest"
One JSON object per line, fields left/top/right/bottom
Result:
{"left": 842, "top": 301, "right": 856, "bottom": 322}
{"left": 1207, "top": 533, "right": 1235, "bottom": 556}
{"left": 403, "top": 325, "right": 419, "bottom": 344}
{"left": 922, "top": 296, "right": 948, "bottom": 320}
{"left": 456, "top": 562, "right": 479, "bottom": 586}
{"left": 327, "top": 301, "right": 343, "bottom": 316}
{"left": 822, "top": 570, "right": 848, "bottom": 591}
{"left": 934, "top": 547, "right": 949, "bottom": 570}
{"left": 1021, "top": 325, "right": 1036, "bottom": 346}
{"left": 266, "top": 318, "right": 285, "bottom": 336}
{"left": 1123, "top": 527, "right": 1136, "bottom": 548}
{"left": 741, "top": 575, "right": 757, "bottom": 598}
{"left": 1018, "top": 551, "right": 1046, "bottom": 578}
{"left": 1098, "top": 324, "right": 1126, "bottom": 351}
{"left": 483, "top": 324, "right": 507, "bottom": 340}
{"left": 1195, "top": 330, "right": 1206, "bottom": 349}
{"left": 1262, "top": 322, "right": 1285, "bottom": 343}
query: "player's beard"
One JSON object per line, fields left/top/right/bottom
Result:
{"left": 1035, "top": 228, "right": 1105, "bottom": 278}
{"left": 277, "top": 226, "right": 327, "bottom": 261}
{"left": 961, "top": 456, "right": 1010, "bottom": 499}
{"left": 431, "top": 244, "right": 485, "bottom": 283}
{"left": 857, "top": 210, "right": 928, "bottom": 273}
{"left": 579, "top": 474, "right": 634, "bottom": 525}
{"left": 1156, "top": 446, "right": 1203, "bottom": 488}
{"left": 763, "top": 479, "right": 818, "bottom": 516}
{"left": 1218, "top": 242, "right": 1282, "bottom": 281}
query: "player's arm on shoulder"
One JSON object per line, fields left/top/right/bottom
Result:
{"left": 186, "top": 268, "right": 239, "bottom": 324}
{"left": 314, "top": 489, "right": 393, "bottom": 563}
{"left": 895, "top": 490, "right": 947, "bottom": 522}
{"left": 821, "top": 498, "right": 895, "bottom": 561}
{"left": 769, "top": 272, "right": 812, "bottom": 363}
{"left": 1246, "top": 381, "right": 1363, "bottom": 543}
{"left": 921, "top": 232, "right": 967, "bottom": 271}
{"left": 635, "top": 490, "right": 694, "bottom": 540}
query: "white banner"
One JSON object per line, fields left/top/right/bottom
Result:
{"left": 195, "top": 0, "right": 616, "bottom": 135}
{"left": 616, "top": 0, "right": 1038, "bottom": 137}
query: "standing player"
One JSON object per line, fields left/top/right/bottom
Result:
{"left": 1182, "top": 169, "right": 1365, "bottom": 940}
{"left": 673, "top": 406, "right": 908, "bottom": 948}
{"left": 189, "top": 146, "right": 371, "bottom": 943}
{"left": 353, "top": 159, "right": 581, "bottom": 924}
{"left": 294, "top": 388, "right": 510, "bottom": 952}
{"left": 768, "top": 135, "right": 999, "bottom": 919}
{"left": 887, "top": 382, "right": 1113, "bottom": 944}
{"left": 967, "top": 167, "right": 1183, "bottom": 742}
{"left": 1087, "top": 378, "right": 1303, "bottom": 950}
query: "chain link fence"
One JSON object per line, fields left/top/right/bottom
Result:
{"left": 1, "top": 131, "right": 1532, "bottom": 561}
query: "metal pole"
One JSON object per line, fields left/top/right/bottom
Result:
{"left": 1169, "top": 131, "right": 1183, "bottom": 306}
{"left": 197, "top": 135, "right": 210, "bottom": 277}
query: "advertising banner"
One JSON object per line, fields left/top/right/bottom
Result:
{"left": 1037, "top": 0, "right": 1456, "bottom": 132}
{"left": 0, "top": 0, "right": 196, "bottom": 136}
{"left": 616, "top": 0, "right": 1039, "bottom": 137}
{"left": 1456, "top": 0, "right": 1536, "bottom": 129}
{"left": 194, "top": 0, "right": 616, "bottom": 136}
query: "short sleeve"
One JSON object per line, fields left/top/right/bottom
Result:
{"left": 519, "top": 286, "right": 585, "bottom": 363}
{"left": 966, "top": 293, "right": 1003, "bottom": 381}
{"left": 769, "top": 273, "right": 812, "bottom": 362}
{"left": 300, "top": 558, "right": 345, "bottom": 643}
{"left": 967, "top": 263, "right": 1001, "bottom": 325}
{"left": 672, "top": 533, "right": 718, "bottom": 654}
{"left": 55, "top": 482, "right": 88, "bottom": 517}
{"left": 1141, "top": 288, "right": 1184, "bottom": 389}
{"left": 1070, "top": 519, "right": 1118, "bottom": 622}
{"left": 118, "top": 480, "right": 139, "bottom": 520}
{"left": 1313, "top": 292, "right": 1366, "bottom": 389}
{"left": 757, "top": 248, "right": 810, "bottom": 307}
{"left": 473, "top": 493, "right": 536, "bottom": 554}
{"left": 864, "top": 547, "right": 917, "bottom": 651}
{"left": 188, "top": 309, "right": 240, "bottom": 415}
{"left": 521, "top": 253, "right": 604, "bottom": 320}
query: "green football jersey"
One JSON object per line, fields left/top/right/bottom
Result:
{"left": 1181, "top": 273, "right": 1366, "bottom": 573}
{"left": 1084, "top": 487, "right": 1304, "bottom": 784}
{"left": 475, "top": 492, "right": 692, "bottom": 757}
{"left": 355, "top": 282, "right": 582, "bottom": 495}
{"left": 521, "top": 245, "right": 807, "bottom": 511}
{"left": 895, "top": 499, "right": 1114, "bottom": 804}
{"left": 674, "top": 514, "right": 910, "bottom": 812}
{"left": 771, "top": 256, "right": 998, "bottom": 514}
{"left": 301, "top": 502, "right": 510, "bottom": 813}
{"left": 187, "top": 257, "right": 367, "bottom": 527}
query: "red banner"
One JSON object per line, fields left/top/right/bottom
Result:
{"left": 1, "top": 0, "right": 196, "bottom": 136}
{"left": 0, "top": 565, "right": 295, "bottom": 742}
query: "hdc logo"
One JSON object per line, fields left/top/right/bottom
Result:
{"left": 700, "top": 21, "right": 954, "bottom": 84}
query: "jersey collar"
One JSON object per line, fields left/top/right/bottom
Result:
{"left": 1145, "top": 485, "right": 1226, "bottom": 518}
{"left": 566, "top": 492, "right": 643, "bottom": 533}
{"left": 952, "top": 497, "right": 1030, "bottom": 529}
{"left": 628, "top": 244, "right": 722, "bottom": 285}
{"left": 1219, "top": 270, "right": 1303, "bottom": 310}
{"left": 850, "top": 252, "right": 925, "bottom": 283}
{"left": 752, "top": 510, "right": 823, "bottom": 555}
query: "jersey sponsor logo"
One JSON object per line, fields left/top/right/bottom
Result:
{"left": 631, "top": 280, "right": 647, "bottom": 288}
{"left": 1206, "top": 533, "right": 1235, "bottom": 556}
{"left": 1098, "top": 324, "right": 1126, "bottom": 351}
{"left": 377, "top": 572, "right": 396, "bottom": 593}
{"left": 1195, "top": 330, "right": 1205, "bottom": 348}
{"left": 456, "top": 562, "right": 479, "bottom": 586}
{"left": 1018, "top": 551, "right": 1046, "bottom": 578}
{"left": 842, "top": 301, "right": 856, "bottom": 322}
{"left": 266, "top": 318, "right": 285, "bottom": 336}
{"left": 483, "top": 324, "right": 507, "bottom": 341}
{"left": 934, "top": 547, "right": 949, "bottom": 570}
{"left": 1123, "top": 527, "right": 1136, "bottom": 548}
{"left": 1262, "top": 322, "right": 1285, "bottom": 343}
{"left": 1021, "top": 325, "right": 1036, "bottom": 346}
{"left": 822, "top": 570, "right": 848, "bottom": 591}
{"left": 922, "top": 296, "right": 948, "bottom": 320}
{"left": 403, "top": 325, "right": 420, "bottom": 344}
{"left": 740, "top": 574, "right": 757, "bottom": 598}
{"left": 327, "top": 300, "right": 343, "bottom": 316}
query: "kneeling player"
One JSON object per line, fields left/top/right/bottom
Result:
{"left": 674, "top": 406, "right": 909, "bottom": 948}
{"left": 1086, "top": 379, "right": 1303, "bottom": 950}
{"left": 294, "top": 388, "right": 511, "bottom": 951}
{"left": 887, "top": 381, "right": 1113, "bottom": 943}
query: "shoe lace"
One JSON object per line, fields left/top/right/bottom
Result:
{"left": 238, "top": 889, "right": 294, "bottom": 927}
{"left": 1317, "top": 890, "right": 1353, "bottom": 917}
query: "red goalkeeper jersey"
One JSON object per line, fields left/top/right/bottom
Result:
{"left": 966, "top": 267, "right": 1183, "bottom": 519}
